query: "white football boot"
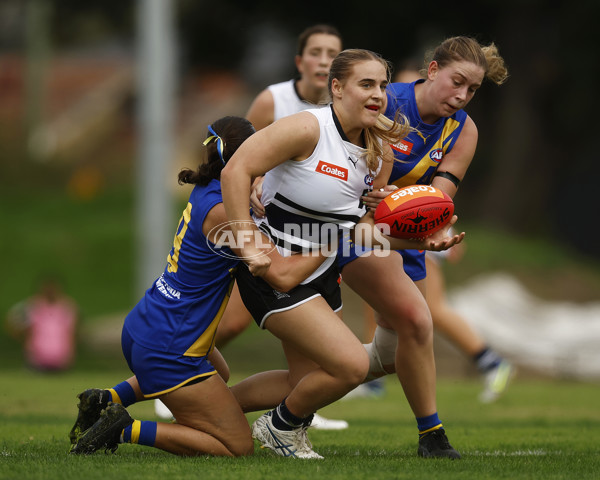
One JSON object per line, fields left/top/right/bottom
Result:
{"left": 252, "top": 411, "right": 323, "bottom": 459}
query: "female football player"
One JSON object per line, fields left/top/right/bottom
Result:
{"left": 204, "top": 24, "right": 349, "bottom": 432}
{"left": 345, "top": 36, "right": 509, "bottom": 455}
{"left": 353, "top": 53, "right": 514, "bottom": 404}
{"left": 69, "top": 116, "right": 328, "bottom": 457}
{"left": 236, "top": 37, "right": 507, "bottom": 460}
{"left": 221, "top": 48, "right": 463, "bottom": 459}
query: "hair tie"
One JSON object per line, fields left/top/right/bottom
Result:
{"left": 203, "top": 124, "right": 225, "bottom": 164}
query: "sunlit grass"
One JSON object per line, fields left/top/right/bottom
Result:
{"left": 1, "top": 368, "right": 599, "bottom": 480}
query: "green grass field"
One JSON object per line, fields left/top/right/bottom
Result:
{"left": 1, "top": 366, "right": 599, "bottom": 480}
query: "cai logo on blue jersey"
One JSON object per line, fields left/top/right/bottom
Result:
{"left": 364, "top": 174, "right": 374, "bottom": 186}
{"left": 430, "top": 149, "right": 443, "bottom": 162}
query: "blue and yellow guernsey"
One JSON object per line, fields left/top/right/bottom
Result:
{"left": 123, "top": 179, "right": 238, "bottom": 357}
{"left": 336, "top": 80, "right": 469, "bottom": 281}
{"left": 385, "top": 80, "right": 468, "bottom": 187}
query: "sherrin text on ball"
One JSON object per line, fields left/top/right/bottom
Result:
{"left": 374, "top": 185, "right": 454, "bottom": 240}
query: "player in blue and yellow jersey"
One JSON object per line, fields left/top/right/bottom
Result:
{"left": 335, "top": 37, "right": 509, "bottom": 458}
{"left": 69, "top": 116, "right": 327, "bottom": 457}
{"left": 346, "top": 55, "right": 514, "bottom": 403}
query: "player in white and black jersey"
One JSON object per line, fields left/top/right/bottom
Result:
{"left": 253, "top": 105, "right": 376, "bottom": 286}
{"left": 214, "top": 25, "right": 343, "bottom": 350}
{"left": 209, "top": 24, "right": 353, "bottom": 432}
{"left": 221, "top": 49, "right": 463, "bottom": 459}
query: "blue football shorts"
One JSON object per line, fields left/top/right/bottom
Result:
{"left": 337, "top": 234, "right": 427, "bottom": 281}
{"left": 121, "top": 326, "right": 216, "bottom": 398}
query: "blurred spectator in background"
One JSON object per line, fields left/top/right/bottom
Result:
{"left": 5, "top": 274, "right": 79, "bottom": 372}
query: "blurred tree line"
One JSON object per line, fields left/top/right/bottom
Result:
{"left": 2, "top": 0, "right": 599, "bottom": 259}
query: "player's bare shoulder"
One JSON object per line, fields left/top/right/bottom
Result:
{"left": 285, "top": 110, "right": 320, "bottom": 137}
{"left": 455, "top": 115, "right": 478, "bottom": 149}
{"left": 259, "top": 111, "right": 320, "bottom": 161}
{"left": 246, "top": 89, "right": 275, "bottom": 130}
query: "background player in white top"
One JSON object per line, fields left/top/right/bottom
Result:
{"left": 245, "top": 24, "right": 343, "bottom": 130}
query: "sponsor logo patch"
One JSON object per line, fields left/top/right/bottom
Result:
{"left": 316, "top": 161, "right": 348, "bottom": 181}
{"left": 391, "top": 140, "right": 413, "bottom": 155}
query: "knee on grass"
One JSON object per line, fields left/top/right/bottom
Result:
{"left": 227, "top": 436, "right": 255, "bottom": 457}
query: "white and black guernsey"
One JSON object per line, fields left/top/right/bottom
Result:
{"left": 256, "top": 105, "right": 380, "bottom": 283}
{"left": 268, "top": 79, "right": 327, "bottom": 121}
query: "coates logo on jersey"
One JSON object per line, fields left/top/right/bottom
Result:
{"left": 390, "top": 140, "right": 413, "bottom": 156}
{"left": 364, "top": 174, "right": 374, "bottom": 187}
{"left": 316, "top": 161, "right": 348, "bottom": 181}
{"left": 430, "top": 148, "right": 443, "bottom": 162}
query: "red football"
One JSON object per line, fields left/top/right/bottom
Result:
{"left": 374, "top": 185, "right": 454, "bottom": 239}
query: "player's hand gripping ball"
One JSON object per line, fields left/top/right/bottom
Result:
{"left": 374, "top": 185, "right": 454, "bottom": 239}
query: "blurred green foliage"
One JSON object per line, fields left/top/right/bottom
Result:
{"left": 2, "top": 175, "right": 599, "bottom": 320}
